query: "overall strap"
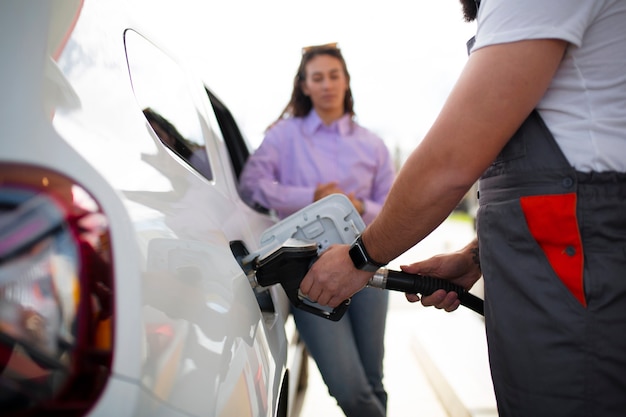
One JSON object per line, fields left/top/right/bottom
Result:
{"left": 478, "top": 110, "right": 578, "bottom": 204}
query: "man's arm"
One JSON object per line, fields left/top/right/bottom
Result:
{"left": 300, "top": 39, "right": 568, "bottom": 308}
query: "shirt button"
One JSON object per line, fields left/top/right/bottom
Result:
{"left": 565, "top": 246, "right": 576, "bottom": 256}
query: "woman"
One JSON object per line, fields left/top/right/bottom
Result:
{"left": 239, "top": 43, "right": 395, "bottom": 417}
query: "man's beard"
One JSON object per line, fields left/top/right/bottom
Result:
{"left": 459, "top": 0, "right": 478, "bottom": 22}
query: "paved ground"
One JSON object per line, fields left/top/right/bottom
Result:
{"left": 298, "top": 216, "right": 498, "bottom": 417}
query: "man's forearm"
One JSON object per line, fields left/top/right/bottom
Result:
{"left": 361, "top": 150, "right": 472, "bottom": 265}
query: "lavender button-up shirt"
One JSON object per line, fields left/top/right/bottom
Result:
{"left": 239, "top": 111, "right": 395, "bottom": 225}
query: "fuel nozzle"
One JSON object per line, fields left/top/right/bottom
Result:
{"left": 243, "top": 238, "right": 318, "bottom": 287}
{"left": 243, "top": 238, "right": 351, "bottom": 321}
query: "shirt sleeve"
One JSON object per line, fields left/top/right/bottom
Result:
{"left": 238, "top": 128, "right": 315, "bottom": 216}
{"left": 473, "top": 0, "right": 599, "bottom": 51}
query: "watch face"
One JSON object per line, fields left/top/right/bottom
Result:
{"left": 349, "top": 239, "right": 380, "bottom": 272}
{"left": 349, "top": 244, "right": 366, "bottom": 269}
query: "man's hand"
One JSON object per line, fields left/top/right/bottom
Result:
{"left": 402, "top": 239, "right": 482, "bottom": 312}
{"left": 300, "top": 244, "right": 373, "bottom": 308}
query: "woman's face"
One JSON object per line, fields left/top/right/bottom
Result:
{"left": 301, "top": 54, "right": 348, "bottom": 116}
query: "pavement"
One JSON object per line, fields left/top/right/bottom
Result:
{"left": 298, "top": 215, "right": 498, "bottom": 417}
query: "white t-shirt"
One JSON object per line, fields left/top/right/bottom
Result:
{"left": 472, "top": 0, "right": 626, "bottom": 173}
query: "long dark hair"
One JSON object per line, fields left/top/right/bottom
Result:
{"left": 271, "top": 43, "right": 355, "bottom": 128}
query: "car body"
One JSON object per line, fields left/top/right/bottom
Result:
{"left": 0, "top": 1, "right": 307, "bottom": 416}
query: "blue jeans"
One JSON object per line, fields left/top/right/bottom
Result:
{"left": 292, "top": 287, "right": 389, "bottom": 417}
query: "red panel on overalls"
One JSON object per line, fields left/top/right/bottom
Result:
{"left": 520, "top": 193, "right": 586, "bottom": 306}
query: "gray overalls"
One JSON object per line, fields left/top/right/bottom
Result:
{"left": 477, "top": 110, "right": 626, "bottom": 416}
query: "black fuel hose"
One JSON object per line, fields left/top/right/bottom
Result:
{"left": 368, "top": 268, "right": 484, "bottom": 316}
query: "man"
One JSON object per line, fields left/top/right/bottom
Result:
{"left": 300, "top": 1, "right": 626, "bottom": 416}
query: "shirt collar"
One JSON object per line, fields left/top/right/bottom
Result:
{"left": 303, "top": 110, "right": 352, "bottom": 137}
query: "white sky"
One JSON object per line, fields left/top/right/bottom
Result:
{"left": 129, "top": 0, "right": 476, "bottom": 162}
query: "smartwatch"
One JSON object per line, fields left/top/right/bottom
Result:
{"left": 349, "top": 235, "right": 386, "bottom": 272}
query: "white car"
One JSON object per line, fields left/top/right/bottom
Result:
{"left": 0, "top": 1, "right": 308, "bottom": 416}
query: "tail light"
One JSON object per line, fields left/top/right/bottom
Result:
{"left": 0, "top": 163, "right": 114, "bottom": 416}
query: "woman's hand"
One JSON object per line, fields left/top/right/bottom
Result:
{"left": 314, "top": 182, "right": 342, "bottom": 201}
{"left": 314, "top": 183, "right": 365, "bottom": 214}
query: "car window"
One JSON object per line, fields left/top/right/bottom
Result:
{"left": 205, "top": 88, "right": 250, "bottom": 181}
{"left": 124, "top": 29, "right": 213, "bottom": 181}
{"left": 204, "top": 88, "right": 271, "bottom": 213}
